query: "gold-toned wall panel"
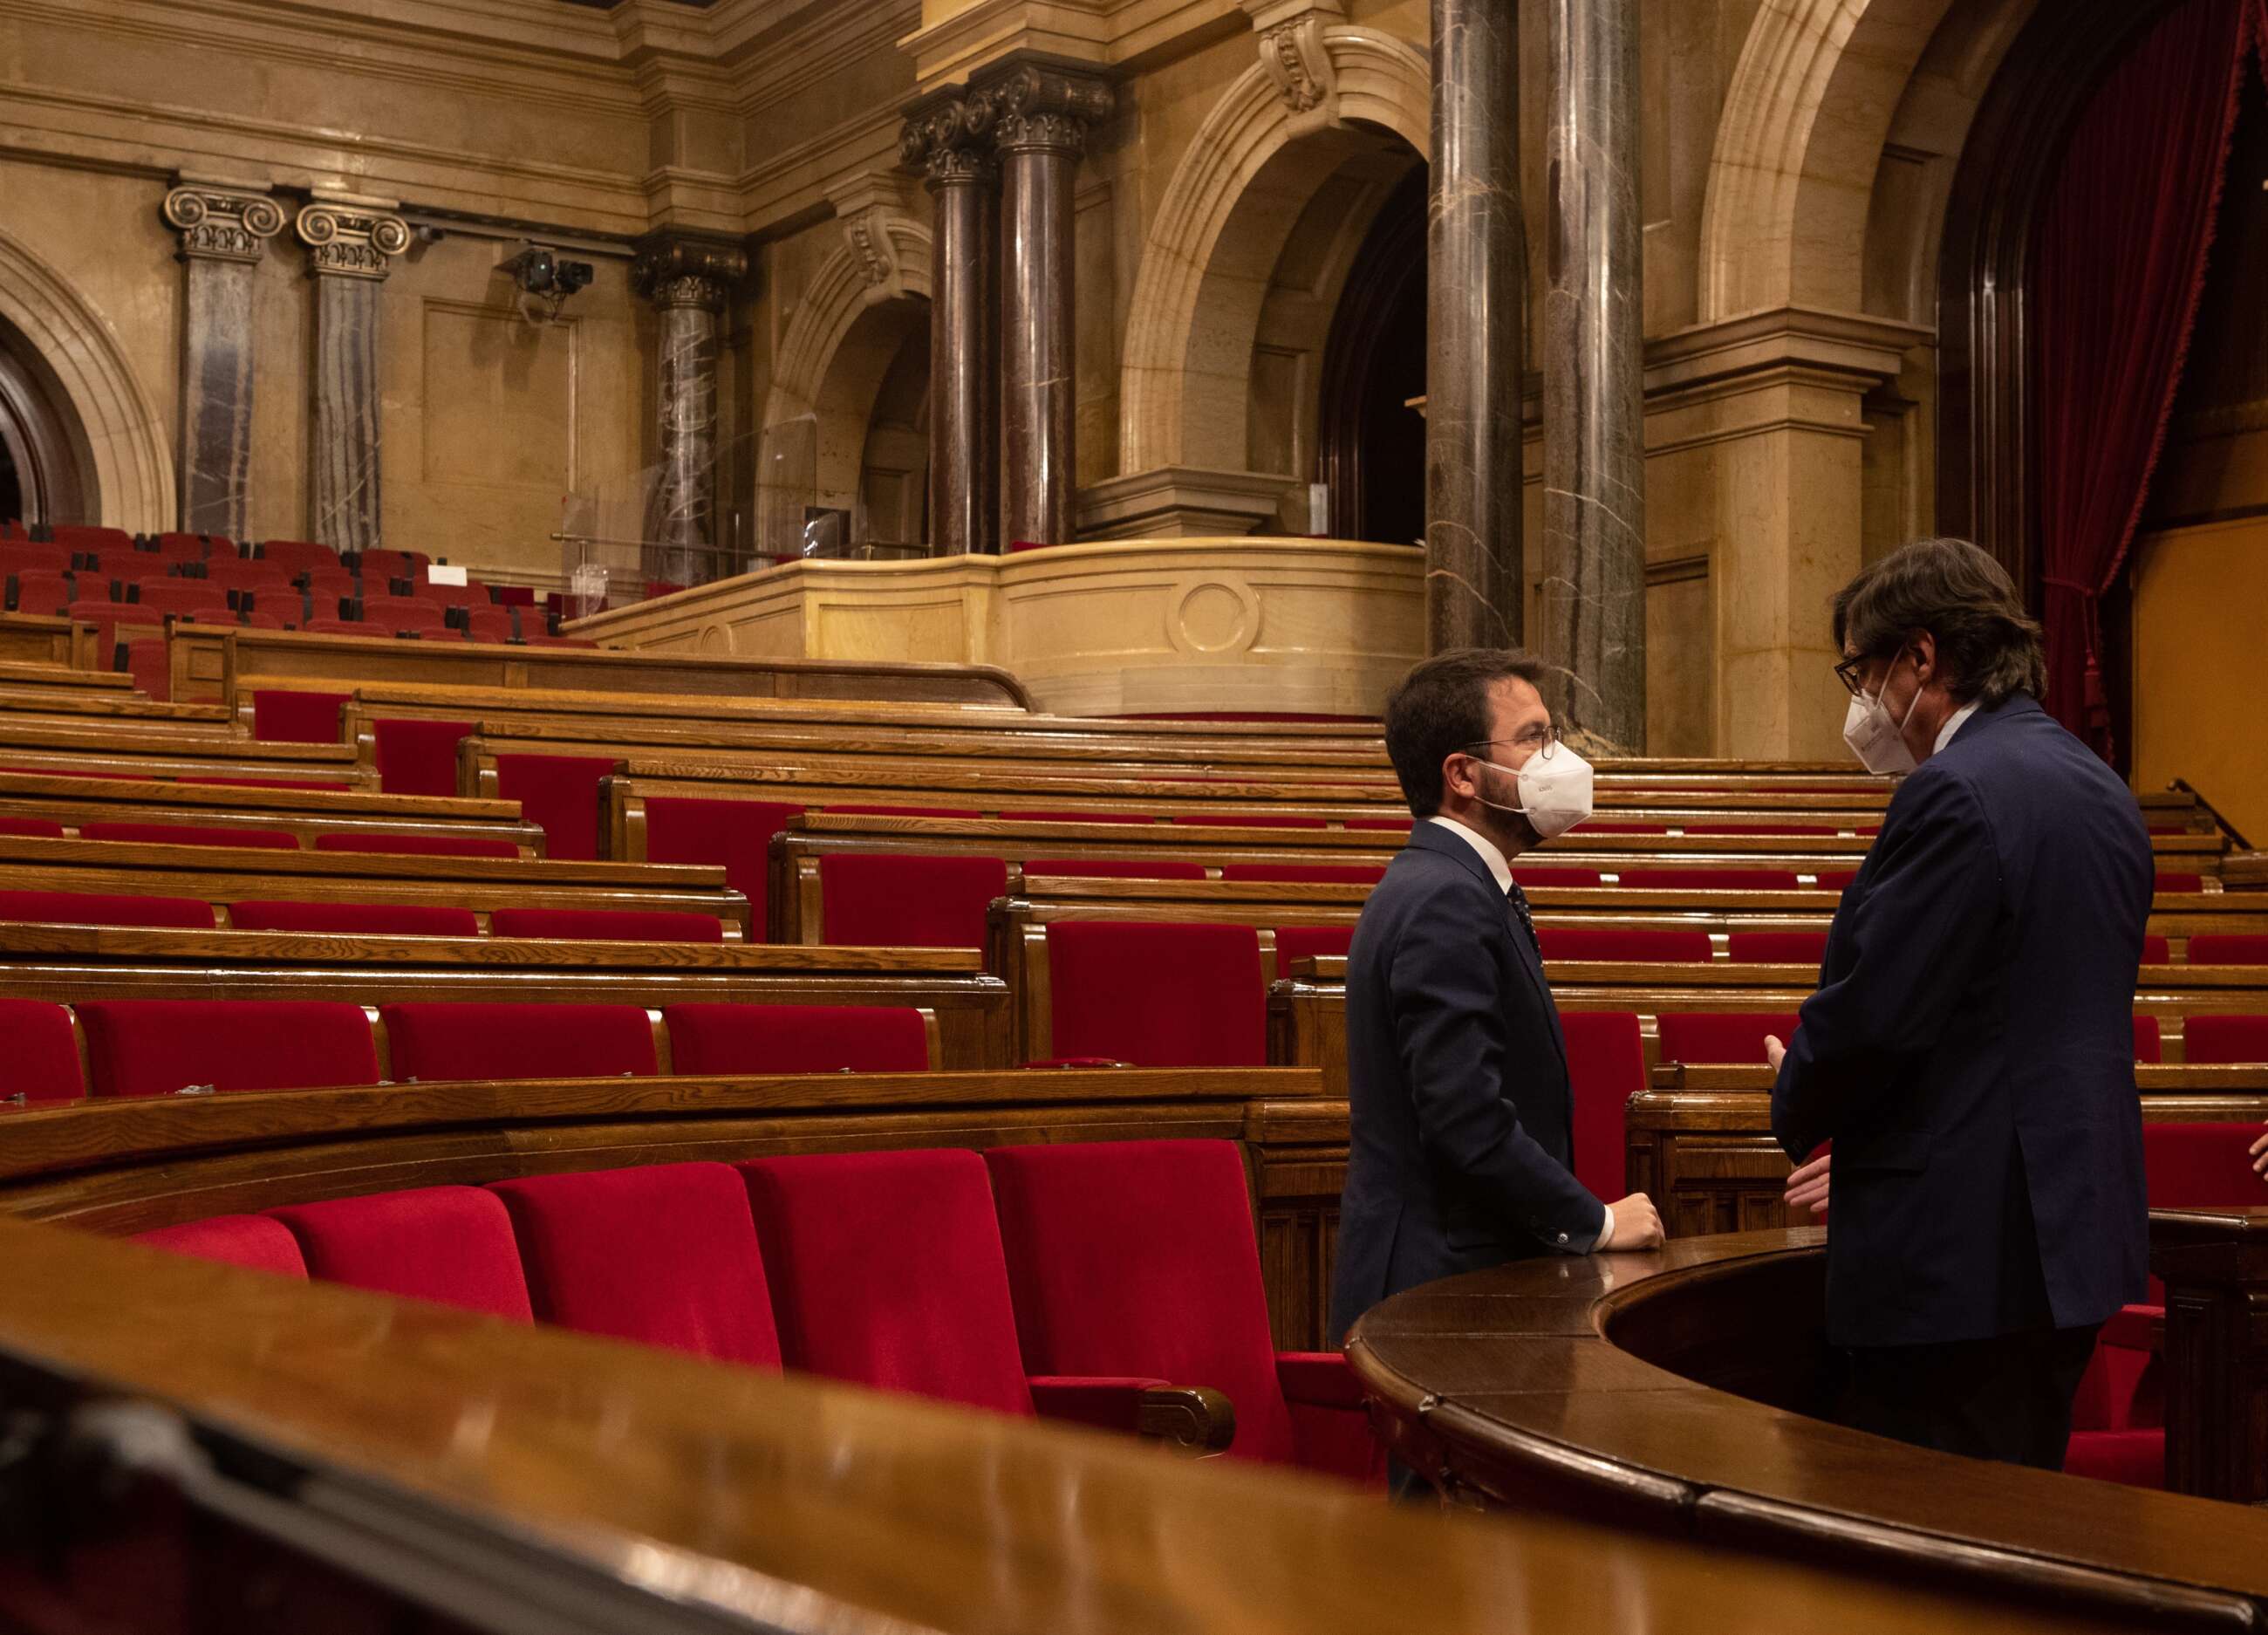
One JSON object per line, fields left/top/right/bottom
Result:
{"left": 2133, "top": 517, "right": 2268, "bottom": 846}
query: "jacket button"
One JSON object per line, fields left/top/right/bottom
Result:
{"left": 1556, "top": 1232, "right": 1568, "bottom": 1244}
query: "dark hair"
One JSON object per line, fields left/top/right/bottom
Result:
{"left": 1383, "top": 648, "right": 1550, "bottom": 818}
{"left": 1832, "top": 537, "right": 2046, "bottom": 706}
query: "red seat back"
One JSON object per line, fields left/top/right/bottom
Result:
{"left": 2145, "top": 1123, "right": 2268, "bottom": 1207}
{"left": 8, "top": 571, "right": 74, "bottom": 614}
{"left": 77, "top": 1000, "right": 379, "bottom": 1097}
{"left": 312, "top": 831, "right": 521, "bottom": 859}
{"left": 1218, "top": 863, "right": 1386, "bottom": 884}
{"left": 268, "top": 1187, "right": 533, "bottom": 1319}
{"left": 1274, "top": 926, "right": 1355, "bottom": 963}
{"left": 0, "top": 998, "right": 85, "bottom": 1102}
{"left": 490, "top": 907, "right": 724, "bottom": 943}
{"left": 665, "top": 1004, "right": 929, "bottom": 1074}
{"left": 2155, "top": 872, "right": 2204, "bottom": 894}
{"left": 2183, "top": 1015, "right": 2268, "bottom": 1064}
{"left": 2141, "top": 935, "right": 2169, "bottom": 965}
{"left": 0, "top": 890, "right": 214, "bottom": 930}
{"left": 1619, "top": 867, "right": 1805, "bottom": 892}
{"left": 1656, "top": 1011, "right": 1802, "bottom": 1065}
{"left": 131, "top": 581, "right": 229, "bottom": 618}
{"left": 2189, "top": 935, "right": 2268, "bottom": 965}
{"left": 135, "top": 1215, "right": 307, "bottom": 1276}
{"left": 985, "top": 1139, "right": 1295, "bottom": 1463}
{"left": 1727, "top": 931, "right": 1830, "bottom": 965}
{"left": 379, "top": 1002, "right": 656, "bottom": 1082}
{"left": 1510, "top": 865, "right": 1605, "bottom": 888}
{"left": 739, "top": 1151, "right": 1034, "bottom": 1414}
{"left": 229, "top": 900, "right": 481, "bottom": 937}
{"left": 1177, "top": 813, "right": 1329, "bottom": 829}
{"left": 488, "top": 1164, "right": 781, "bottom": 1365}
{"left": 818, "top": 853, "right": 1007, "bottom": 949}
{"left": 0, "top": 817, "right": 64, "bottom": 838}
{"left": 251, "top": 691, "right": 350, "bottom": 743}
{"left": 1562, "top": 1012, "right": 1645, "bottom": 1202}
{"left": 372, "top": 718, "right": 472, "bottom": 797}
{"left": 494, "top": 753, "right": 614, "bottom": 860}
{"left": 79, "top": 823, "right": 298, "bottom": 851}
{"left": 1540, "top": 927, "right": 1713, "bottom": 963}
{"left": 2134, "top": 1016, "right": 2162, "bottom": 1064}
{"left": 1046, "top": 921, "right": 1265, "bottom": 1066}
{"left": 643, "top": 797, "right": 802, "bottom": 930}
{"left": 1024, "top": 857, "right": 1207, "bottom": 880}
{"left": 251, "top": 539, "right": 339, "bottom": 573}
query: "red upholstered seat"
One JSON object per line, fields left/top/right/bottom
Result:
{"left": 665, "top": 1004, "right": 929, "bottom": 1074}
{"left": 147, "top": 533, "right": 213, "bottom": 562}
{"left": 461, "top": 605, "right": 521, "bottom": 643}
{"left": 1540, "top": 927, "right": 1713, "bottom": 964}
{"left": 643, "top": 797, "right": 801, "bottom": 931}
{"left": 2147, "top": 1121, "right": 2265, "bottom": 1204}
{"left": 1347, "top": 817, "right": 1413, "bottom": 831}
{"left": 79, "top": 822, "right": 298, "bottom": 851}
{"left": 2141, "top": 935, "right": 2170, "bottom": 964}
{"left": 2183, "top": 1015, "right": 2268, "bottom": 1064}
{"left": 1025, "top": 857, "right": 1207, "bottom": 880}
{"left": 1656, "top": 1011, "right": 1802, "bottom": 1065}
{"left": 1683, "top": 823, "right": 1839, "bottom": 837}
{"left": 136, "top": 1215, "right": 308, "bottom": 1276}
{"left": 312, "top": 831, "right": 521, "bottom": 859}
{"left": 739, "top": 1150, "right": 1036, "bottom": 1414}
{"left": 2155, "top": 872, "right": 2203, "bottom": 894}
{"left": 0, "top": 890, "right": 214, "bottom": 929}
{"left": 1021, "top": 810, "right": 1150, "bottom": 824}
{"left": 2189, "top": 934, "right": 2268, "bottom": 965}
{"left": 354, "top": 548, "right": 427, "bottom": 579}
{"left": 372, "top": 718, "right": 472, "bottom": 797}
{"left": 494, "top": 753, "right": 614, "bottom": 859}
{"left": 1727, "top": 931, "right": 1830, "bottom": 965}
{"left": 2133, "top": 1016, "right": 2162, "bottom": 1064}
{"left": 818, "top": 853, "right": 1007, "bottom": 949}
{"left": 76, "top": 1000, "right": 379, "bottom": 1098}
{"left": 357, "top": 593, "right": 446, "bottom": 629}
{"left": 825, "top": 804, "right": 982, "bottom": 818}
{"left": 379, "top": 1002, "right": 657, "bottom": 1082}
{"left": 0, "top": 817, "right": 64, "bottom": 838}
{"left": 267, "top": 1187, "right": 532, "bottom": 1319}
{"left": 51, "top": 523, "right": 133, "bottom": 555}
{"left": 1177, "top": 813, "right": 1329, "bottom": 829}
{"left": 1821, "top": 870, "right": 1860, "bottom": 891}
{"left": 0, "top": 540, "right": 68, "bottom": 574}
{"left": 302, "top": 618, "right": 384, "bottom": 638}
{"left": 130, "top": 580, "right": 229, "bottom": 619}
{"left": 200, "top": 559, "right": 297, "bottom": 595}
{"left": 1510, "top": 865, "right": 1603, "bottom": 888}
{"left": 1046, "top": 921, "right": 1265, "bottom": 1066}
{"left": 1562, "top": 1012, "right": 1645, "bottom": 1204}
{"left": 0, "top": 998, "right": 85, "bottom": 1102}
{"left": 6, "top": 570, "right": 74, "bottom": 614}
{"left": 488, "top": 1163, "right": 781, "bottom": 1365}
{"left": 1275, "top": 926, "right": 1355, "bottom": 964}
{"left": 184, "top": 776, "right": 354, "bottom": 792}
{"left": 490, "top": 906, "right": 724, "bottom": 943}
{"left": 229, "top": 900, "right": 481, "bottom": 937}
{"left": 985, "top": 1139, "right": 1380, "bottom": 1481}
{"left": 1619, "top": 866, "right": 1805, "bottom": 892}
{"left": 251, "top": 538, "right": 341, "bottom": 573}
{"left": 1219, "top": 863, "right": 1386, "bottom": 884}
{"left": 1582, "top": 821, "right": 1669, "bottom": 834}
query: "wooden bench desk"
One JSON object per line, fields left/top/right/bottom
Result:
{"left": 0, "top": 769, "right": 543, "bottom": 853}
{"left": 0, "top": 612, "right": 95, "bottom": 667}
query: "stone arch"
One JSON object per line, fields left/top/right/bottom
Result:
{"left": 0, "top": 222, "right": 171, "bottom": 533}
{"left": 1117, "top": 24, "right": 1430, "bottom": 480}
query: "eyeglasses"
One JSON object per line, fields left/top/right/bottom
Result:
{"left": 1465, "top": 725, "right": 1561, "bottom": 759}
{"left": 1832, "top": 654, "right": 1873, "bottom": 698}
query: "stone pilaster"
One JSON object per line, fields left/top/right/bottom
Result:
{"left": 162, "top": 179, "right": 285, "bottom": 542}
{"left": 295, "top": 194, "right": 409, "bottom": 554}
{"left": 632, "top": 234, "right": 748, "bottom": 587}
{"left": 902, "top": 90, "right": 1001, "bottom": 557}
{"left": 1540, "top": 0, "right": 1646, "bottom": 751}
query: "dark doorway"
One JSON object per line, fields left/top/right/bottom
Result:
{"left": 0, "top": 325, "right": 90, "bottom": 529}
{"left": 1317, "top": 166, "right": 1427, "bottom": 546}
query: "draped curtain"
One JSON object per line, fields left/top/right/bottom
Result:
{"left": 2030, "top": 0, "right": 2265, "bottom": 758}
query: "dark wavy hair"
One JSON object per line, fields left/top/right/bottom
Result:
{"left": 1832, "top": 537, "right": 2047, "bottom": 706}
{"left": 1383, "top": 648, "right": 1550, "bottom": 818}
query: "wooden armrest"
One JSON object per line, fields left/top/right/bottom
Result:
{"left": 1025, "top": 1378, "right": 1236, "bottom": 1457}
{"left": 1135, "top": 1385, "right": 1236, "bottom": 1457}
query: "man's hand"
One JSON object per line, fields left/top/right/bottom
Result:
{"left": 1784, "top": 1152, "right": 1830, "bottom": 1215}
{"left": 2252, "top": 1124, "right": 2267, "bottom": 1180}
{"left": 1601, "top": 1192, "right": 1663, "bottom": 1251}
{"left": 1765, "top": 1034, "right": 1787, "bottom": 1072}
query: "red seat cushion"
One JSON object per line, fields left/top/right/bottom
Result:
{"left": 0, "top": 889, "right": 214, "bottom": 930}
{"left": 825, "top": 804, "right": 982, "bottom": 819}
{"left": 79, "top": 822, "right": 298, "bottom": 851}
{"left": 1821, "top": 871, "right": 1860, "bottom": 891}
{"left": 77, "top": 1000, "right": 379, "bottom": 1098}
{"left": 665, "top": 1004, "right": 929, "bottom": 1074}
{"left": 1176, "top": 813, "right": 1329, "bottom": 829}
{"left": 2134, "top": 1016, "right": 2162, "bottom": 1064}
{"left": 2141, "top": 935, "right": 2170, "bottom": 965}
{"left": 229, "top": 900, "right": 481, "bottom": 937}
{"left": 1219, "top": 863, "right": 1385, "bottom": 884}
{"left": 1274, "top": 926, "right": 1355, "bottom": 964}
{"left": 2064, "top": 1428, "right": 2165, "bottom": 1488}
{"left": 643, "top": 797, "right": 802, "bottom": 933}
{"left": 818, "top": 853, "right": 1007, "bottom": 949}
{"left": 379, "top": 1002, "right": 656, "bottom": 1082}
{"left": 1562, "top": 1012, "right": 1645, "bottom": 1203}
{"left": 372, "top": 718, "right": 474, "bottom": 797}
{"left": 1727, "top": 931, "right": 1830, "bottom": 965}
{"left": 131, "top": 582, "right": 229, "bottom": 618}
{"left": 1348, "top": 817, "right": 1413, "bottom": 831}
{"left": 2189, "top": 935, "right": 2268, "bottom": 965}
{"left": 2155, "top": 872, "right": 2204, "bottom": 894}
{"left": 2182, "top": 1016, "right": 2268, "bottom": 1065}
{"left": 488, "top": 1163, "right": 780, "bottom": 1365}
{"left": 739, "top": 1151, "right": 1034, "bottom": 1414}
{"left": 1619, "top": 867, "right": 1804, "bottom": 892}
{"left": 312, "top": 831, "right": 521, "bottom": 859}
{"left": 1511, "top": 865, "right": 1604, "bottom": 888}
{"left": 985, "top": 1139, "right": 1296, "bottom": 1463}
{"left": 268, "top": 1187, "right": 532, "bottom": 1319}
{"left": 494, "top": 754, "right": 615, "bottom": 860}
{"left": 1046, "top": 921, "right": 1265, "bottom": 1066}
{"left": 1656, "top": 1011, "right": 1803, "bottom": 1065}
{"left": 135, "top": 1215, "right": 307, "bottom": 1276}
{"left": 1683, "top": 823, "right": 1839, "bottom": 837}
{"left": 2145, "top": 1122, "right": 2267, "bottom": 1206}
{"left": 1540, "top": 927, "right": 1713, "bottom": 963}
{"left": 1024, "top": 857, "right": 1208, "bottom": 880}
{"left": 490, "top": 907, "right": 724, "bottom": 943}
{"left": 0, "top": 997, "right": 85, "bottom": 1101}
{"left": 251, "top": 690, "right": 351, "bottom": 743}
{"left": 0, "top": 817, "right": 65, "bottom": 838}
{"left": 1021, "top": 810, "right": 1151, "bottom": 824}
{"left": 183, "top": 777, "right": 354, "bottom": 792}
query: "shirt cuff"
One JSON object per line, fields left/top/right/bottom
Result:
{"left": 1595, "top": 1201, "right": 1616, "bottom": 1250}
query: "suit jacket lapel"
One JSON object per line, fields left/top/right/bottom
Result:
{"left": 1405, "top": 825, "right": 1568, "bottom": 1078}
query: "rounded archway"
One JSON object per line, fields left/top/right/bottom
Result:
{"left": 0, "top": 313, "right": 96, "bottom": 529}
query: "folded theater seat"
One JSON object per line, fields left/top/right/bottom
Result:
{"left": 1655, "top": 1011, "right": 1803, "bottom": 1065}
{"left": 816, "top": 853, "right": 1008, "bottom": 949}
{"left": 1042, "top": 921, "right": 1268, "bottom": 1067}
{"left": 1539, "top": 927, "right": 1714, "bottom": 964}
{"left": 229, "top": 900, "right": 482, "bottom": 937}
{"left": 0, "top": 889, "right": 215, "bottom": 929}
{"left": 664, "top": 1004, "right": 931, "bottom": 1074}
{"left": 76, "top": 1000, "right": 380, "bottom": 1098}
{"left": 488, "top": 907, "right": 726, "bottom": 944}
{"left": 379, "top": 1002, "right": 657, "bottom": 1082}
{"left": 268, "top": 1187, "right": 534, "bottom": 1320}
{"left": 0, "top": 998, "right": 88, "bottom": 1103}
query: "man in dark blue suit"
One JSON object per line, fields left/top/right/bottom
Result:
{"left": 1767, "top": 537, "right": 2153, "bottom": 1469}
{"left": 1330, "top": 650, "right": 1662, "bottom": 1368}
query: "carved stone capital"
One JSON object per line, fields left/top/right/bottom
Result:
{"left": 162, "top": 181, "right": 286, "bottom": 265}
{"left": 295, "top": 198, "right": 411, "bottom": 281}
{"left": 899, "top": 92, "right": 1000, "bottom": 190}
{"left": 1258, "top": 16, "right": 1338, "bottom": 117}
{"left": 987, "top": 64, "right": 1113, "bottom": 158}
{"left": 631, "top": 234, "right": 748, "bottom": 312}
{"left": 828, "top": 172, "right": 921, "bottom": 301}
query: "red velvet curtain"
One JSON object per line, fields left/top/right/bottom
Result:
{"left": 2031, "top": 0, "right": 2262, "bottom": 757}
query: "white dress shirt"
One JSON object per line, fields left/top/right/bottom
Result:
{"left": 1934, "top": 699, "right": 1981, "bottom": 755}
{"left": 1425, "top": 815, "right": 1616, "bottom": 1248}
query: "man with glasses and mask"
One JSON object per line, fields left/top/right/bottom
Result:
{"left": 1329, "top": 650, "right": 1663, "bottom": 1443}
{"left": 1764, "top": 537, "right": 2152, "bottom": 1470}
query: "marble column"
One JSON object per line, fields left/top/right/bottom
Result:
{"left": 162, "top": 180, "right": 284, "bottom": 542}
{"left": 903, "top": 92, "right": 1001, "bottom": 557}
{"left": 1425, "top": 0, "right": 1524, "bottom": 653}
{"left": 1540, "top": 0, "right": 1647, "bottom": 751}
{"left": 295, "top": 195, "right": 409, "bottom": 554}
{"left": 632, "top": 236, "right": 748, "bottom": 586}
{"left": 990, "top": 65, "right": 1111, "bottom": 552}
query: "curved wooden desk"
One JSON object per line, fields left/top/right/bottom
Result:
{"left": 1348, "top": 1228, "right": 2268, "bottom": 1630}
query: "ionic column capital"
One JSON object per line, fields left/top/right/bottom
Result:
{"left": 161, "top": 180, "right": 287, "bottom": 265}
{"left": 982, "top": 64, "right": 1113, "bottom": 159}
{"left": 900, "top": 91, "right": 1001, "bottom": 190}
{"left": 295, "top": 195, "right": 411, "bottom": 282}
{"left": 631, "top": 234, "right": 749, "bottom": 313}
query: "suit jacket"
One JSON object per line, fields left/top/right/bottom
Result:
{"left": 1328, "top": 821, "right": 1605, "bottom": 1344}
{"left": 1772, "top": 692, "right": 2152, "bottom": 1348}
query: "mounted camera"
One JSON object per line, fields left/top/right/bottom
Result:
{"left": 498, "top": 242, "right": 594, "bottom": 325}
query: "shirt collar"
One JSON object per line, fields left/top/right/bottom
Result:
{"left": 1426, "top": 815, "right": 1513, "bottom": 894}
{"left": 1934, "top": 699, "right": 1982, "bottom": 755}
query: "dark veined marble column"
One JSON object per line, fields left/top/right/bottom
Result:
{"left": 1425, "top": 0, "right": 1524, "bottom": 653}
{"left": 1540, "top": 0, "right": 1647, "bottom": 751}
{"left": 903, "top": 92, "right": 1001, "bottom": 557}
{"left": 295, "top": 195, "right": 409, "bottom": 554}
{"left": 632, "top": 236, "right": 748, "bottom": 587}
{"left": 989, "top": 64, "right": 1112, "bottom": 551}
{"left": 162, "top": 180, "right": 285, "bottom": 542}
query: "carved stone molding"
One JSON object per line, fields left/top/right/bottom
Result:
{"left": 1257, "top": 17, "right": 1339, "bottom": 117}
{"left": 161, "top": 181, "right": 285, "bottom": 265}
{"left": 294, "top": 197, "right": 410, "bottom": 282}
{"left": 827, "top": 172, "right": 923, "bottom": 302}
{"left": 899, "top": 92, "right": 1001, "bottom": 190}
{"left": 985, "top": 64, "right": 1113, "bottom": 157}
{"left": 631, "top": 234, "right": 749, "bottom": 313}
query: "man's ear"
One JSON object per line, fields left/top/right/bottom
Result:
{"left": 1440, "top": 752, "right": 1472, "bottom": 803}
{"left": 1909, "top": 630, "right": 1939, "bottom": 686}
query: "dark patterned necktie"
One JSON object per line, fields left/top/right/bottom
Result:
{"left": 1506, "top": 882, "right": 1541, "bottom": 959}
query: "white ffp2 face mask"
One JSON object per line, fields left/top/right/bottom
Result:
{"left": 1473, "top": 743, "right": 1595, "bottom": 840}
{"left": 1841, "top": 654, "right": 1923, "bottom": 775}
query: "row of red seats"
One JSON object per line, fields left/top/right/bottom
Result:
{"left": 0, "top": 889, "right": 723, "bottom": 942}
{"left": 2, "top": 998, "right": 928, "bottom": 1102}
{"left": 0, "top": 817, "right": 519, "bottom": 857}
{"left": 4, "top": 571, "right": 547, "bottom": 641}
{"left": 137, "top": 1140, "right": 1379, "bottom": 1479}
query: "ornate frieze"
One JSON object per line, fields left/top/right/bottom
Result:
{"left": 988, "top": 65, "right": 1114, "bottom": 157}
{"left": 631, "top": 235, "right": 749, "bottom": 313}
{"left": 161, "top": 183, "right": 285, "bottom": 265}
{"left": 899, "top": 92, "right": 1000, "bottom": 190}
{"left": 295, "top": 199, "right": 410, "bottom": 281}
